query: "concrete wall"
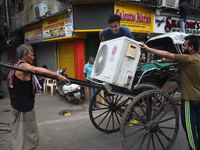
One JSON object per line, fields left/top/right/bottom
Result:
{"left": 10, "top": 0, "right": 66, "bottom": 30}
{"left": 0, "top": 0, "right": 3, "bottom": 5}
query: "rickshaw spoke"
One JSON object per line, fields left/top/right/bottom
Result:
{"left": 98, "top": 93, "right": 110, "bottom": 104}
{"left": 158, "top": 116, "right": 176, "bottom": 124}
{"left": 155, "top": 132, "right": 165, "bottom": 149}
{"left": 107, "top": 95, "right": 112, "bottom": 104}
{"left": 125, "top": 127, "right": 146, "bottom": 138}
{"left": 147, "top": 132, "right": 152, "bottom": 150}
{"left": 128, "top": 130, "right": 149, "bottom": 149}
{"left": 118, "top": 98, "right": 132, "bottom": 107}
{"left": 112, "top": 112, "right": 115, "bottom": 130}
{"left": 137, "top": 100, "right": 149, "bottom": 123}
{"left": 159, "top": 126, "right": 176, "bottom": 130}
{"left": 112, "top": 95, "right": 115, "bottom": 103}
{"left": 95, "top": 101, "right": 109, "bottom": 107}
{"left": 114, "top": 112, "right": 121, "bottom": 126}
{"left": 146, "top": 96, "right": 153, "bottom": 121}
{"left": 156, "top": 105, "right": 173, "bottom": 122}
{"left": 115, "top": 95, "right": 123, "bottom": 105}
{"left": 156, "top": 127, "right": 172, "bottom": 142}
{"left": 152, "top": 134, "right": 156, "bottom": 150}
{"left": 138, "top": 133, "right": 148, "bottom": 150}
{"left": 92, "top": 107, "right": 108, "bottom": 111}
{"left": 97, "top": 111, "right": 110, "bottom": 126}
{"left": 115, "top": 95, "right": 119, "bottom": 103}
{"left": 106, "top": 111, "right": 112, "bottom": 130}
{"left": 152, "top": 94, "right": 159, "bottom": 120}
{"left": 155, "top": 96, "right": 167, "bottom": 118}
{"left": 103, "top": 96, "right": 111, "bottom": 105}
{"left": 94, "top": 110, "right": 109, "bottom": 120}
{"left": 116, "top": 110, "right": 123, "bottom": 116}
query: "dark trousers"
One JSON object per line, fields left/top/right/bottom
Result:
{"left": 181, "top": 99, "right": 200, "bottom": 150}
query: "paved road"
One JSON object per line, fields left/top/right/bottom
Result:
{"left": 0, "top": 81, "right": 189, "bottom": 150}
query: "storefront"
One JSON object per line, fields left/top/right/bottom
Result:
{"left": 153, "top": 12, "right": 200, "bottom": 34}
{"left": 23, "top": 11, "right": 86, "bottom": 79}
{"left": 23, "top": 1, "right": 154, "bottom": 80}
{"left": 72, "top": 1, "right": 154, "bottom": 60}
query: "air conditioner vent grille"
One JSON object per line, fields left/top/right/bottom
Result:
{"left": 94, "top": 44, "right": 108, "bottom": 76}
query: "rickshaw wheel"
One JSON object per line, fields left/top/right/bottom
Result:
{"left": 89, "top": 89, "right": 133, "bottom": 133}
{"left": 120, "top": 90, "right": 179, "bottom": 150}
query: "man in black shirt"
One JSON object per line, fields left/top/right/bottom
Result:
{"left": 179, "top": 0, "right": 189, "bottom": 33}
{"left": 7, "top": 44, "right": 70, "bottom": 150}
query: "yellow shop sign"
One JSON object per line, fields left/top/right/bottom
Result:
{"left": 114, "top": 2, "right": 153, "bottom": 33}
{"left": 43, "top": 12, "right": 73, "bottom": 40}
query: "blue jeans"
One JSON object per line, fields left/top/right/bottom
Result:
{"left": 179, "top": 18, "right": 186, "bottom": 33}
{"left": 89, "top": 87, "right": 97, "bottom": 106}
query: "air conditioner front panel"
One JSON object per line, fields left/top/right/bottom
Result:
{"left": 103, "top": 40, "right": 124, "bottom": 82}
{"left": 91, "top": 36, "right": 141, "bottom": 89}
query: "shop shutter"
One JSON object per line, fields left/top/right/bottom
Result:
{"left": 59, "top": 41, "right": 75, "bottom": 78}
{"left": 36, "top": 43, "right": 57, "bottom": 72}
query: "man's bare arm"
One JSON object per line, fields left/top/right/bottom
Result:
{"left": 140, "top": 42, "right": 175, "bottom": 60}
{"left": 19, "top": 63, "right": 70, "bottom": 83}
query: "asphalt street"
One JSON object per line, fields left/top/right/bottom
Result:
{"left": 0, "top": 80, "right": 189, "bottom": 150}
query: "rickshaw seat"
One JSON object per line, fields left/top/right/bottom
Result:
{"left": 133, "top": 62, "right": 171, "bottom": 87}
{"left": 138, "top": 63, "right": 169, "bottom": 71}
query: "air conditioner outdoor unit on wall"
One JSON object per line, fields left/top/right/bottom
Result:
{"left": 161, "top": 0, "right": 179, "bottom": 9}
{"left": 35, "top": 3, "right": 48, "bottom": 18}
{"left": 90, "top": 36, "right": 141, "bottom": 90}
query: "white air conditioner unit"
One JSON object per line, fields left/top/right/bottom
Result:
{"left": 35, "top": 3, "right": 48, "bottom": 18}
{"left": 161, "top": 0, "right": 179, "bottom": 9}
{"left": 91, "top": 36, "right": 141, "bottom": 90}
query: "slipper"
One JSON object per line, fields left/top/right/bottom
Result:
{"left": 129, "top": 119, "right": 139, "bottom": 126}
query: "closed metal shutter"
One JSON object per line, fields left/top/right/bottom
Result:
{"left": 36, "top": 42, "right": 57, "bottom": 72}
{"left": 58, "top": 41, "right": 75, "bottom": 78}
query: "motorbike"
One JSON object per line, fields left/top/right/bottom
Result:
{"left": 56, "top": 67, "right": 82, "bottom": 105}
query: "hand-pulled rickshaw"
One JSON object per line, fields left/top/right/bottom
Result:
{"left": 0, "top": 32, "right": 187, "bottom": 150}
{"left": 87, "top": 33, "right": 187, "bottom": 150}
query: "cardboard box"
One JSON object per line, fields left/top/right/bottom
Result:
{"left": 84, "top": 87, "right": 104, "bottom": 104}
